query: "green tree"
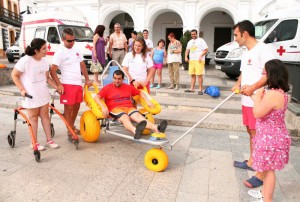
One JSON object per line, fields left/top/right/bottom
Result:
{"left": 180, "top": 30, "right": 192, "bottom": 70}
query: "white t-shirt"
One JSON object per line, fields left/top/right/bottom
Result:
{"left": 122, "top": 52, "right": 153, "bottom": 82}
{"left": 186, "top": 38, "right": 208, "bottom": 61}
{"left": 15, "top": 55, "right": 51, "bottom": 108}
{"left": 52, "top": 45, "right": 84, "bottom": 86}
{"left": 145, "top": 38, "right": 153, "bottom": 56}
{"left": 240, "top": 42, "right": 275, "bottom": 107}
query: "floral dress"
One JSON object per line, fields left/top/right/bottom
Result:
{"left": 252, "top": 89, "right": 291, "bottom": 172}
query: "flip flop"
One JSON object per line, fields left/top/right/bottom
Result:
{"left": 134, "top": 120, "right": 147, "bottom": 139}
{"left": 244, "top": 176, "right": 263, "bottom": 188}
{"left": 233, "top": 160, "right": 255, "bottom": 171}
{"left": 184, "top": 89, "right": 195, "bottom": 93}
{"left": 158, "top": 120, "right": 168, "bottom": 133}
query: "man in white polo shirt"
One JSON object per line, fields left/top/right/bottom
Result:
{"left": 143, "top": 29, "right": 153, "bottom": 56}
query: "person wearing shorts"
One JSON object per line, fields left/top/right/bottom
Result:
{"left": 150, "top": 39, "right": 166, "bottom": 89}
{"left": 184, "top": 29, "right": 208, "bottom": 95}
{"left": 50, "top": 28, "right": 92, "bottom": 138}
{"left": 94, "top": 70, "right": 168, "bottom": 139}
{"left": 231, "top": 20, "right": 274, "bottom": 188}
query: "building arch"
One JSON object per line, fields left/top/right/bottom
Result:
{"left": 99, "top": 5, "right": 136, "bottom": 33}
{"left": 195, "top": 2, "right": 237, "bottom": 29}
{"left": 145, "top": 3, "right": 185, "bottom": 33}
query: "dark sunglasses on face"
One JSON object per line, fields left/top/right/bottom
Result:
{"left": 66, "top": 39, "right": 76, "bottom": 43}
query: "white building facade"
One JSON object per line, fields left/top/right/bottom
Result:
{"left": 24, "top": 0, "right": 300, "bottom": 58}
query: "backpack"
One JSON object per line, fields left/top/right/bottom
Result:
{"left": 204, "top": 86, "right": 220, "bottom": 97}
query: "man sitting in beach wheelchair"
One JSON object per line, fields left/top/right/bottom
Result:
{"left": 94, "top": 70, "right": 168, "bottom": 139}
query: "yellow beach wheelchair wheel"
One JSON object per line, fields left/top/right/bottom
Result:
{"left": 144, "top": 148, "right": 168, "bottom": 172}
{"left": 80, "top": 110, "right": 100, "bottom": 142}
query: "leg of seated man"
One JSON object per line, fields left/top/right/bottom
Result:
{"left": 130, "top": 112, "right": 159, "bottom": 132}
{"left": 118, "top": 114, "right": 135, "bottom": 134}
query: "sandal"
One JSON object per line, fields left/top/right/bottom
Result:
{"left": 134, "top": 120, "right": 147, "bottom": 139}
{"left": 184, "top": 89, "right": 195, "bottom": 93}
{"left": 244, "top": 176, "right": 263, "bottom": 188}
{"left": 248, "top": 190, "right": 263, "bottom": 199}
{"left": 233, "top": 160, "right": 255, "bottom": 171}
{"left": 73, "top": 126, "right": 80, "bottom": 135}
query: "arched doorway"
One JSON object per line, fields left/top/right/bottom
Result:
{"left": 109, "top": 13, "right": 134, "bottom": 40}
{"left": 152, "top": 12, "right": 183, "bottom": 48}
{"left": 200, "top": 11, "right": 234, "bottom": 53}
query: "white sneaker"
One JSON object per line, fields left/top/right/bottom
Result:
{"left": 46, "top": 140, "right": 59, "bottom": 149}
{"left": 248, "top": 190, "right": 263, "bottom": 199}
{"left": 31, "top": 143, "right": 45, "bottom": 151}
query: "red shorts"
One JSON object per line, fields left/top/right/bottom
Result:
{"left": 242, "top": 105, "right": 256, "bottom": 130}
{"left": 153, "top": 63, "right": 163, "bottom": 69}
{"left": 60, "top": 84, "right": 83, "bottom": 105}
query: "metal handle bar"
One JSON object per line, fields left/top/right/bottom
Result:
{"left": 170, "top": 91, "right": 238, "bottom": 149}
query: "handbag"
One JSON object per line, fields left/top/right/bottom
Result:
{"left": 90, "top": 60, "right": 103, "bottom": 73}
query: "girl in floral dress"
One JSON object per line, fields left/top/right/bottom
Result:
{"left": 248, "top": 59, "right": 291, "bottom": 202}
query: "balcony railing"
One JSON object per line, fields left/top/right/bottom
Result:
{"left": 0, "top": 6, "right": 22, "bottom": 27}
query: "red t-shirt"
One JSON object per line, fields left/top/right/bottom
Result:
{"left": 99, "top": 83, "right": 141, "bottom": 111}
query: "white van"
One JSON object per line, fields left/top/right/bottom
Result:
{"left": 214, "top": 7, "right": 300, "bottom": 79}
{"left": 19, "top": 11, "right": 94, "bottom": 70}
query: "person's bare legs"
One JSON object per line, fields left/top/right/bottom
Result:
{"left": 262, "top": 170, "right": 275, "bottom": 202}
{"left": 157, "top": 69, "right": 162, "bottom": 86}
{"left": 27, "top": 107, "right": 40, "bottom": 142}
{"left": 94, "top": 73, "right": 99, "bottom": 84}
{"left": 118, "top": 114, "right": 136, "bottom": 134}
{"left": 64, "top": 103, "right": 80, "bottom": 133}
{"left": 150, "top": 69, "right": 156, "bottom": 85}
{"left": 130, "top": 112, "right": 159, "bottom": 132}
{"left": 246, "top": 126, "right": 264, "bottom": 181}
{"left": 197, "top": 75, "right": 203, "bottom": 91}
{"left": 39, "top": 103, "right": 52, "bottom": 141}
{"left": 190, "top": 74, "right": 196, "bottom": 91}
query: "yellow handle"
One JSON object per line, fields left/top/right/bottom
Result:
{"left": 234, "top": 89, "right": 240, "bottom": 94}
{"left": 84, "top": 83, "right": 99, "bottom": 94}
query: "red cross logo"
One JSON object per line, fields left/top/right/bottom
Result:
{"left": 85, "top": 44, "right": 93, "bottom": 51}
{"left": 47, "top": 44, "right": 51, "bottom": 51}
{"left": 247, "top": 59, "right": 252, "bottom": 65}
{"left": 277, "top": 46, "right": 286, "bottom": 56}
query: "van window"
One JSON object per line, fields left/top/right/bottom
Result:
{"left": 35, "top": 27, "right": 46, "bottom": 39}
{"left": 58, "top": 25, "right": 93, "bottom": 42}
{"left": 255, "top": 19, "right": 278, "bottom": 39}
{"left": 265, "top": 19, "right": 298, "bottom": 43}
{"left": 47, "top": 27, "right": 60, "bottom": 44}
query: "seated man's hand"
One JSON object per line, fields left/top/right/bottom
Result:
{"left": 85, "top": 80, "right": 93, "bottom": 87}
{"left": 145, "top": 99, "right": 154, "bottom": 108}
{"left": 101, "top": 107, "right": 109, "bottom": 118}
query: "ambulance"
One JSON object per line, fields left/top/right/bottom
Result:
{"left": 19, "top": 11, "right": 94, "bottom": 70}
{"left": 215, "top": 7, "right": 300, "bottom": 79}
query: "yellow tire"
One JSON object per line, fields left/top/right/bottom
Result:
{"left": 144, "top": 148, "right": 168, "bottom": 172}
{"left": 80, "top": 110, "right": 100, "bottom": 142}
{"left": 142, "top": 113, "right": 155, "bottom": 135}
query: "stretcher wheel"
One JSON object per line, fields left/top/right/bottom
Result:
{"left": 80, "top": 110, "right": 100, "bottom": 142}
{"left": 142, "top": 113, "right": 154, "bottom": 135}
{"left": 34, "top": 150, "right": 41, "bottom": 162}
{"left": 7, "top": 132, "right": 15, "bottom": 148}
{"left": 50, "top": 123, "right": 55, "bottom": 137}
{"left": 144, "top": 148, "right": 168, "bottom": 172}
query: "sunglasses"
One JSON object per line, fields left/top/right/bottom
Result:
{"left": 66, "top": 39, "right": 76, "bottom": 43}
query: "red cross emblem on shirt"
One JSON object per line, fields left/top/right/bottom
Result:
{"left": 85, "top": 44, "right": 93, "bottom": 51}
{"left": 247, "top": 59, "right": 252, "bottom": 65}
{"left": 47, "top": 44, "right": 51, "bottom": 51}
{"left": 277, "top": 46, "right": 286, "bottom": 56}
